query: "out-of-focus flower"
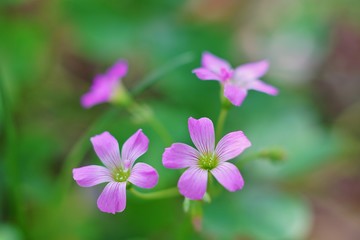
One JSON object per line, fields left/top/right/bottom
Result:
{"left": 73, "top": 130, "right": 158, "bottom": 214}
{"left": 193, "top": 52, "right": 278, "bottom": 106}
{"left": 81, "top": 60, "right": 128, "bottom": 108}
{"left": 162, "top": 117, "right": 251, "bottom": 200}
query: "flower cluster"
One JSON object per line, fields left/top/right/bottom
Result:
{"left": 73, "top": 52, "right": 278, "bottom": 213}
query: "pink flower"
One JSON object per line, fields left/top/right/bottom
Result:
{"left": 192, "top": 52, "right": 278, "bottom": 106}
{"left": 162, "top": 117, "right": 251, "bottom": 200}
{"left": 81, "top": 60, "right": 128, "bottom": 108}
{"left": 73, "top": 130, "right": 158, "bottom": 214}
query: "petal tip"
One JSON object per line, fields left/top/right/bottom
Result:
{"left": 90, "top": 131, "right": 111, "bottom": 142}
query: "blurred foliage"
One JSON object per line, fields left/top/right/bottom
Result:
{"left": 1, "top": 0, "right": 360, "bottom": 239}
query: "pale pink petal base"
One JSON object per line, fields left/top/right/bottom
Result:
{"left": 162, "top": 143, "right": 199, "bottom": 169}
{"left": 202, "top": 52, "right": 232, "bottom": 74}
{"left": 178, "top": 167, "right": 208, "bottom": 200}
{"left": 73, "top": 165, "right": 112, "bottom": 187}
{"left": 211, "top": 162, "right": 244, "bottom": 192}
{"left": 121, "top": 129, "right": 149, "bottom": 168}
{"left": 128, "top": 163, "right": 159, "bottom": 188}
{"left": 224, "top": 83, "right": 247, "bottom": 106}
{"left": 188, "top": 117, "right": 215, "bottom": 154}
{"left": 97, "top": 181, "right": 127, "bottom": 214}
{"left": 90, "top": 132, "right": 122, "bottom": 170}
{"left": 201, "top": 52, "right": 233, "bottom": 81}
{"left": 215, "top": 131, "right": 251, "bottom": 162}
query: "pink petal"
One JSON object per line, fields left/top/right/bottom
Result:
{"left": 202, "top": 52, "right": 232, "bottom": 74}
{"left": 97, "top": 182, "right": 127, "bottom": 214}
{"left": 162, "top": 143, "right": 199, "bottom": 169}
{"left": 128, "top": 163, "right": 159, "bottom": 188}
{"left": 121, "top": 129, "right": 149, "bottom": 168}
{"left": 90, "top": 131, "right": 122, "bottom": 170}
{"left": 188, "top": 117, "right": 215, "bottom": 154}
{"left": 234, "top": 60, "right": 269, "bottom": 79}
{"left": 224, "top": 83, "right": 247, "bottom": 106}
{"left": 81, "top": 75, "right": 115, "bottom": 108}
{"left": 192, "top": 68, "right": 222, "bottom": 81}
{"left": 215, "top": 131, "right": 251, "bottom": 162}
{"left": 73, "top": 165, "right": 112, "bottom": 187}
{"left": 178, "top": 167, "right": 208, "bottom": 200}
{"left": 249, "top": 80, "right": 279, "bottom": 96}
{"left": 211, "top": 162, "right": 244, "bottom": 192}
{"left": 106, "top": 60, "right": 128, "bottom": 79}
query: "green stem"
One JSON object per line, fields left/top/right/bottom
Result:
{"left": 235, "top": 153, "right": 260, "bottom": 168}
{"left": 215, "top": 85, "right": 231, "bottom": 141}
{"left": 236, "top": 148, "right": 286, "bottom": 168}
{"left": 131, "top": 52, "right": 194, "bottom": 95}
{"left": 124, "top": 100, "right": 173, "bottom": 145}
{"left": 57, "top": 109, "right": 119, "bottom": 202}
{"left": 147, "top": 114, "right": 173, "bottom": 145}
{"left": 130, "top": 187, "right": 180, "bottom": 200}
{"left": 215, "top": 107, "right": 229, "bottom": 141}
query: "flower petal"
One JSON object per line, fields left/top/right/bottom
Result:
{"left": 128, "top": 163, "right": 158, "bottom": 188}
{"left": 73, "top": 165, "right": 112, "bottom": 187}
{"left": 234, "top": 60, "right": 269, "bottom": 79}
{"left": 97, "top": 182, "right": 127, "bottom": 214}
{"left": 90, "top": 131, "right": 122, "bottom": 170}
{"left": 249, "top": 80, "right": 279, "bottom": 96}
{"left": 178, "top": 167, "right": 208, "bottom": 200}
{"left": 192, "top": 68, "right": 222, "bottom": 81}
{"left": 188, "top": 117, "right": 215, "bottom": 154}
{"left": 224, "top": 83, "right": 247, "bottom": 106}
{"left": 215, "top": 131, "right": 251, "bottom": 162}
{"left": 106, "top": 60, "right": 128, "bottom": 79}
{"left": 81, "top": 75, "right": 114, "bottom": 108}
{"left": 202, "top": 52, "right": 232, "bottom": 75}
{"left": 162, "top": 143, "right": 199, "bottom": 169}
{"left": 211, "top": 162, "right": 244, "bottom": 192}
{"left": 121, "top": 129, "right": 149, "bottom": 168}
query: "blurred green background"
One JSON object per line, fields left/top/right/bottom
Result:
{"left": 1, "top": 0, "right": 360, "bottom": 239}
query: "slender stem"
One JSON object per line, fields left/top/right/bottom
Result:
{"left": 147, "top": 114, "right": 173, "bottom": 145}
{"left": 235, "top": 153, "right": 260, "bottom": 168}
{"left": 236, "top": 148, "right": 286, "bottom": 168}
{"left": 126, "top": 101, "right": 173, "bottom": 145}
{"left": 57, "top": 109, "right": 118, "bottom": 202}
{"left": 215, "top": 107, "right": 229, "bottom": 141}
{"left": 131, "top": 52, "right": 194, "bottom": 95}
{"left": 215, "top": 85, "right": 231, "bottom": 141}
{"left": 130, "top": 187, "right": 180, "bottom": 200}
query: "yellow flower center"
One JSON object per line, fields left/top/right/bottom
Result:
{"left": 198, "top": 153, "right": 218, "bottom": 170}
{"left": 112, "top": 168, "right": 130, "bottom": 182}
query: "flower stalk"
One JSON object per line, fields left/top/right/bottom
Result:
{"left": 129, "top": 187, "right": 180, "bottom": 200}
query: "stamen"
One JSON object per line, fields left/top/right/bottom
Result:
{"left": 113, "top": 168, "right": 130, "bottom": 182}
{"left": 198, "top": 153, "right": 218, "bottom": 170}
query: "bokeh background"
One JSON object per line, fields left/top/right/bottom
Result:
{"left": 1, "top": 0, "right": 360, "bottom": 239}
